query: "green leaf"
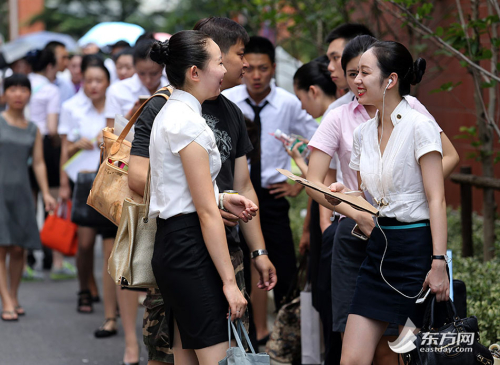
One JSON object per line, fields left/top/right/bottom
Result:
{"left": 435, "top": 26, "right": 443, "bottom": 37}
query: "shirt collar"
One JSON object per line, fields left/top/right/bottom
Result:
{"left": 238, "top": 79, "right": 278, "bottom": 108}
{"left": 350, "top": 97, "right": 371, "bottom": 120}
{"left": 373, "top": 98, "right": 411, "bottom": 127}
{"left": 169, "top": 89, "right": 202, "bottom": 115}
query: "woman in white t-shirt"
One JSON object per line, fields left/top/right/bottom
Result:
{"left": 148, "top": 30, "right": 257, "bottom": 362}
{"left": 332, "top": 41, "right": 449, "bottom": 365}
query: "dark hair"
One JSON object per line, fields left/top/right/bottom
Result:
{"left": 312, "top": 54, "right": 329, "bottom": 67}
{"left": 293, "top": 62, "right": 337, "bottom": 96}
{"left": 113, "top": 47, "right": 134, "bottom": 63}
{"left": 3, "top": 73, "right": 31, "bottom": 93}
{"left": 81, "top": 54, "right": 110, "bottom": 81}
{"left": 44, "top": 41, "right": 66, "bottom": 53}
{"left": 325, "top": 23, "right": 374, "bottom": 44}
{"left": 135, "top": 32, "right": 155, "bottom": 44}
{"left": 26, "top": 48, "right": 56, "bottom": 72}
{"left": 368, "top": 40, "right": 426, "bottom": 96}
{"left": 193, "top": 17, "right": 249, "bottom": 53}
{"left": 149, "top": 30, "right": 211, "bottom": 89}
{"left": 341, "top": 35, "right": 377, "bottom": 75}
{"left": 69, "top": 54, "right": 82, "bottom": 61}
{"left": 133, "top": 39, "right": 155, "bottom": 64}
{"left": 244, "top": 36, "right": 275, "bottom": 64}
{"left": 110, "top": 40, "right": 131, "bottom": 50}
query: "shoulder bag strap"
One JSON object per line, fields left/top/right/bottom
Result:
{"left": 110, "top": 86, "right": 172, "bottom": 156}
{"left": 143, "top": 164, "right": 152, "bottom": 223}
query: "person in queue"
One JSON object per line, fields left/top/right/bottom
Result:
{"left": 128, "top": 17, "right": 277, "bottom": 364}
{"left": 105, "top": 39, "right": 167, "bottom": 124}
{"left": 0, "top": 74, "right": 56, "bottom": 321}
{"left": 148, "top": 30, "right": 259, "bottom": 363}
{"left": 113, "top": 48, "right": 135, "bottom": 81}
{"left": 58, "top": 56, "right": 115, "bottom": 318}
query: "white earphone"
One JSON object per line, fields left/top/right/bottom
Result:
{"left": 383, "top": 79, "right": 393, "bottom": 94}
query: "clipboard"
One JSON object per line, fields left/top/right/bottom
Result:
{"left": 276, "top": 169, "right": 379, "bottom": 216}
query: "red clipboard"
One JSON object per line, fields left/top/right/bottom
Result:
{"left": 276, "top": 169, "right": 379, "bottom": 216}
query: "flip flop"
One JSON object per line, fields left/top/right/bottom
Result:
{"left": 1, "top": 311, "right": 19, "bottom": 322}
{"left": 15, "top": 305, "right": 25, "bottom": 316}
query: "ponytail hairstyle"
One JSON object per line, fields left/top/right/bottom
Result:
{"left": 341, "top": 35, "right": 377, "bottom": 75}
{"left": 26, "top": 48, "right": 56, "bottom": 73}
{"left": 293, "top": 61, "right": 337, "bottom": 97}
{"left": 368, "top": 40, "right": 426, "bottom": 96}
{"left": 149, "top": 30, "right": 212, "bottom": 89}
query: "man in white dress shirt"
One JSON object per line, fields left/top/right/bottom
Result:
{"left": 223, "top": 36, "right": 318, "bottom": 330}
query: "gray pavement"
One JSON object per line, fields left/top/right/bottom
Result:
{"left": 0, "top": 240, "right": 148, "bottom": 365}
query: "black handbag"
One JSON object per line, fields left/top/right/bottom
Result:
{"left": 71, "top": 171, "right": 111, "bottom": 228}
{"left": 402, "top": 295, "right": 493, "bottom": 365}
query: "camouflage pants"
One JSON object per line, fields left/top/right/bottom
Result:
{"left": 143, "top": 249, "right": 248, "bottom": 363}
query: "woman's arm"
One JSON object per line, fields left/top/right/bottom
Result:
{"left": 179, "top": 142, "right": 247, "bottom": 321}
{"left": 32, "top": 130, "right": 56, "bottom": 211}
{"left": 440, "top": 132, "right": 459, "bottom": 178}
{"left": 420, "top": 151, "right": 449, "bottom": 302}
{"left": 46, "top": 113, "right": 59, "bottom": 137}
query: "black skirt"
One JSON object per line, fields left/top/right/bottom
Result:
{"left": 349, "top": 217, "right": 432, "bottom": 328}
{"left": 152, "top": 213, "right": 229, "bottom": 349}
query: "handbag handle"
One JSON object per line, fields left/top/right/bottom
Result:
{"left": 227, "top": 310, "right": 256, "bottom": 354}
{"left": 142, "top": 164, "right": 152, "bottom": 223}
{"left": 422, "top": 295, "right": 459, "bottom": 330}
{"left": 109, "top": 87, "right": 172, "bottom": 156}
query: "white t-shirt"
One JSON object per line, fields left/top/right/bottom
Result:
{"left": 104, "top": 73, "right": 168, "bottom": 120}
{"left": 149, "top": 89, "right": 222, "bottom": 220}
{"left": 27, "top": 73, "right": 61, "bottom": 136}
{"left": 350, "top": 98, "right": 442, "bottom": 222}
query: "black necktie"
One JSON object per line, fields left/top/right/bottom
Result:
{"left": 245, "top": 98, "right": 268, "bottom": 197}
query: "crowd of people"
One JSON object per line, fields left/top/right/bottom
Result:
{"left": 0, "top": 16, "right": 460, "bottom": 365}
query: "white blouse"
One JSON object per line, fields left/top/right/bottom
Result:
{"left": 149, "top": 89, "right": 222, "bottom": 220}
{"left": 350, "top": 98, "right": 442, "bottom": 222}
{"left": 27, "top": 73, "right": 61, "bottom": 135}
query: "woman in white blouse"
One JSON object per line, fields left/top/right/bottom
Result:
{"left": 330, "top": 41, "right": 450, "bottom": 365}
{"left": 148, "top": 30, "right": 257, "bottom": 363}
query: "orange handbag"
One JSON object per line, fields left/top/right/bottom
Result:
{"left": 40, "top": 200, "right": 78, "bottom": 256}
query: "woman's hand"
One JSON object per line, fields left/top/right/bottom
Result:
{"left": 324, "top": 182, "right": 346, "bottom": 206}
{"left": 223, "top": 282, "right": 247, "bottom": 321}
{"left": 423, "top": 260, "right": 450, "bottom": 302}
{"left": 58, "top": 184, "right": 71, "bottom": 201}
{"left": 353, "top": 211, "right": 375, "bottom": 237}
{"left": 75, "top": 137, "right": 94, "bottom": 150}
{"left": 43, "top": 193, "right": 57, "bottom": 212}
{"left": 125, "top": 100, "right": 141, "bottom": 120}
{"left": 285, "top": 141, "right": 305, "bottom": 160}
{"left": 222, "top": 194, "right": 258, "bottom": 223}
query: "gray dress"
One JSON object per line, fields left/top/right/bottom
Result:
{"left": 0, "top": 115, "right": 41, "bottom": 249}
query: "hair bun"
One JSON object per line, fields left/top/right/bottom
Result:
{"left": 410, "top": 58, "right": 426, "bottom": 85}
{"left": 149, "top": 40, "right": 170, "bottom": 65}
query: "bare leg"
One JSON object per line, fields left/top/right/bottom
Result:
{"left": 8, "top": 246, "right": 25, "bottom": 311}
{"left": 173, "top": 319, "right": 199, "bottom": 364}
{"left": 101, "top": 238, "right": 117, "bottom": 331}
{"left": 373, "top": 335, "right": 399, "bottom": 365}
{"left": 52, "top": 251, "right": 64, "bottom": 271}
{"left": 0, "top": 247, "right": 17, "bottom": 320}
{"left": 148, "top": 361, "right": 172, "bottom": 365}
{"left": 194, "top": 340, "right": 229, "bottom": 365}
{"left": 117, "top": 287, "right": 140, "bottom": 363}
{"left": 76, "top": 226, "right": 96, "bottom": 312}
{"left": 250, "top": 263, "right": 269, "bottom": 340}
{"left": 340, "top": 314, "right": 388, "bottom": 365}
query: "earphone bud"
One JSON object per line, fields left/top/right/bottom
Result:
{"left": 387, "top": 79, "right": 393, "bottom": 86}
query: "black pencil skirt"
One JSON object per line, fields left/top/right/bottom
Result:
{"left": 151, "top": 213, "right": 230, "bottom": 349}
{"left": 349, "top": 217, "right": 432, "bottom": 328}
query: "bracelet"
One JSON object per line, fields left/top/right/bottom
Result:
{"left": 251, "top": 249, "right": 268, "bottom": 259}
{"left": 218, "top": 193, "right": 226, "bottom": 211}
{"left": 432, "top": 255, "right": 449, "bottom": 262}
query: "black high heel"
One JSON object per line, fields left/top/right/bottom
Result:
{"left": 94, "top": 318, "right": 118, "bottom": 338}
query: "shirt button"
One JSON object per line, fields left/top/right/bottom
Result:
{"left": 397, "top": 114, "right": 402, "bottom": 119}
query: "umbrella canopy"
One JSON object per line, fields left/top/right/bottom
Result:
{"left": 78, "top": 22, "right": 145, "bottom": 48}
{"left": 0, "top": 31, "right": 77, "bottom": 64}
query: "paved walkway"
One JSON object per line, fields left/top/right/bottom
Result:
{"left": 0, "top": 240, "right": 147, "bottom": 365}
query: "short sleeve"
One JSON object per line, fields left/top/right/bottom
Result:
{"left": 349, "top": 125, "right": 362, "bottom": 171}
{"left": 192, "top": 128, "right": 215, "bottom": 155}
{"left": 46, "top": 85, "right": 60, "bottom": 114}
{"left": 105, "top": 85, "right": 123, "bottom": 119}
{"left": 234, "top": 106, "right": 253, "bottom": 158}
{"left": 58, "top": 102, "right": 73, "bottom": 137}
{"left": 130, "top": 96, "right": 168, "bottom": 158}
{"left": 308, "top": 111, "right": 341, "bottom": 158}
{"left": 414, "top": 117, "right": 443, "bottom": 162}
{"left": 164, "top": 113, "right": 207, "bottom": 155}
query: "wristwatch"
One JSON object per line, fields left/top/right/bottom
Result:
{"left": 432, "top": 255, "right": 449, "bottom": 262}
{"left": 251, "top": 249, "right": 268, "bottom": 259}
{"left": 218, "top": 193, "right": 226, "bottom": 211}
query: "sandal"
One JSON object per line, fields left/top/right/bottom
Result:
{"left": 15, "top": 305, "right": 25, "bottom": 316}
{"left": 94, "top": 318, "right": 118, "bottom": 338}
{"left": 77, "top": 290, "right": 93, "bottom": 314}
{"left": 1, "top": 311, "right": 19, "bottom": 322}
